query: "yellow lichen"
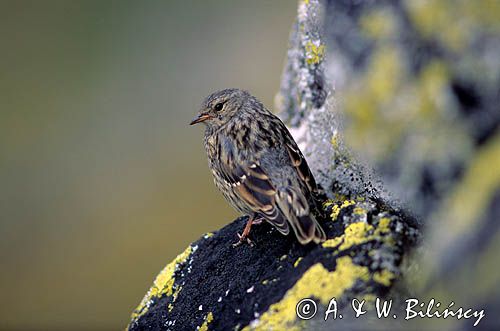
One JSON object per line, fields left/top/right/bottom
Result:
{"left": 376, "top": 217, "right": 392, "bottom": 235}
{"left": 405, "top": 0, "right": 500, "bottom": 52}
{"left": 428, "top": 226, "right": 500, "bottom": 304}
{"left": 305, "top": 41, "right": 325, "bottom": 65}
{"left": 421, "top": 132, "right": 500, "bottom": 283}
{"left": 367, "top": 47, "right": 401, "bottom": 105}
{"left": 340, "top": 223, "right": 374, "bottom": 249}
{"left": 416, "top": 60, "right": 449, "bottom": 118}
{"left": 322, "top": 236, "right": 343, "bottom": 249}
{"left": 130, "top": 246, "right": 193, "bottom": 321}
{"left": 323, "top": 217, "right": 396, "bottom": 253}
{"left": 464, "top": 0, "right": 500, "bottom": 30}
{"left": 294, "top": 257, "right": 303, "bottom": 267}
{"left": 353, "top": 207, "right": 366, "bottom": 215}
{"left": 331, "top": 205, "right": 341, "bottom": 220}
{"left": 167, "top": 285, "right": 183, "bottom": 312}
{"left": 360, "top": 8, "right": 395, "bottom": 39}
{"left": 362, "top": 293, "right": 377, "bottom": 303}
{"left": 174, "top": 285, "right": 182, "bottom": 299}
{"left": 243, "top": 257, "right": 369, "bottom": 330}
{"left": 373, "top": 269, "right": 396, "bottom": 287}
{"left": 330, "top": 200, "right": 356, "bottom": 220}
{"left": 322, "top": 223, "right": 373, "bottom": 251}
{"left": 406, "top": 0, "right": 470, "bottom": 51}
{"left": 335, "top": 193, "right": 349, "bottom": 202}
{"left": 343, "top": 44, "right": 406, "bottom": 161}
{"left": 331, "top": 132, "right": 339, "bottom": 149}
{"left": 198, "top": 312, "right": 213, "bottom": 331}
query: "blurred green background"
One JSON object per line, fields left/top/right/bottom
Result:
{"left": 0, "top": 1, "right": 296, "bottom": 329}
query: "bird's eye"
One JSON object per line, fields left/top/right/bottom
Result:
{"left": 214, "top": 103, "right": 224, "bottom": 112}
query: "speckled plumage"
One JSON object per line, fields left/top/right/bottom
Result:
{"left": 191, "top": 89, "right": 326, "bottom": 245}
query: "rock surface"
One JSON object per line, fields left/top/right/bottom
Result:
{"left": 128, "top": 198, "right": 417, "bottom": 331}
{"left": 322, "top": 0, "right": 500, "bottom": 329}
{"left": 128, "top": 0, "right": 500, "bottom": 329}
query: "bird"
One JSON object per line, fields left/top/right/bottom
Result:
{"left": 190, "top": 88, "right": 326, "bottom": 246}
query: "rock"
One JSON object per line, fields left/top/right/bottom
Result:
{"left": 128, "top": 0, "right": 500, "bottom": 329}
{"left": 128, "top": 197, "right": 417, "bottom": 330}
{"left": 323, "top": 0, "right": 500, "bottom": 329}
{"left": 324, "top": 0, "right": 500, "bottom": 217}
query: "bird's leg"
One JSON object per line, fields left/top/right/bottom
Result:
{"left": 233, "top": 215, "right": 263, "bottom": 247}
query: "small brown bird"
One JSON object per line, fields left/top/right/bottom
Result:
{"left": 190, "top": 88, "right": 326, "bottom": 246}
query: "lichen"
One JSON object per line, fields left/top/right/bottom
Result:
{"left": 243, "top": 257, "right": 369, "bottom": 331}
{"left": 305, "top": 41, "right": 325, "bottom": 65}
{"left": 360, "top": 8, "right": 396, "bottom": 39}
{"left": 322, "top": 213, "right": 396, "bottom": 255}
{"left": 322, "top": 236, "right": 343, "bottom": 249}
{"left": 373, "top": 269, "right": 396, "bottom": 287}
{"left": 344, "top": 46, "right": 403, "bottom": 151}
{"left": 403, "top": 0, "right": 500, "bottom": 52}
{"left": 328, "top": 199, "right": 356, "bottom": 221}
{"left": 335, "top": 0, "right": 487, "bottom": 218}
{"left": 353, "top": 207, "right": 366, "bottom": 215}
{"left": 322, "top": 222, "right": 374, "bottom": 251}
{"left": 130, "top": 245, "right": 194, "bottom": 321}
{"left": 168, "top": 285, "right": 183, "bottom": 312}
{"left": 420, "top": 132, "right": 500, "bottom": 283}
{"left": 362, "top": 294, "right": 377, "bottom": 303}
{"left": 376, "top": 217, "right": 392, "bottom": 234}
{"left": 197, "top": 312, "right": 213, "bottom": 331}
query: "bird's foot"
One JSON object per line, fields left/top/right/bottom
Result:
{"left": 232, "top": 233, "right": 255, "bottom": 247}
{"left": 232, "top": 215, "right": 263, "bottom": 247}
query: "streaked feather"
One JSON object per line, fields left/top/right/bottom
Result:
{"left": 199, "top": 89, "right": 326, "bottom": 244}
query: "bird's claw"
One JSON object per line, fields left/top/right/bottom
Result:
{"left": 232, "top": 233, "right": 255, "bottom": 247}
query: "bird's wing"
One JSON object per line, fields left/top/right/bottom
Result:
{"left": 275, "top": 187, "right": 326, "bottom": 244}
{"left": 215, "top": 119, "right": 324, "bottom": 243}
{"left": 280, "top": 125, "right": 318, "bottom": 195}
{"left": 218, "top": 159, "right": 290, "bottom": 235}
{"left": 275, "top": 121, "right": 326, "bottom": 244}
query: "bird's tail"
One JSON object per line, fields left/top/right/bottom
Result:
{"left": 276, "top": 187, "right": 326, "bottom": 244}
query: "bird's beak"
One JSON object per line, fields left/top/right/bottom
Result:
{"left": 190, "top": 113, "right": 213, "bottom": 125}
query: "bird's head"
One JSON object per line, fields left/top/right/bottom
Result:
{"left": 190, "top": 88, "right": 250, "bottom": 129}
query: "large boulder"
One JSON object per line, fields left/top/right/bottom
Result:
{"left": 128, "top": 0, "right": 500, "bottom": 329}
